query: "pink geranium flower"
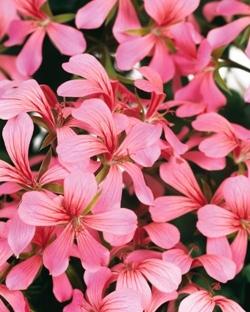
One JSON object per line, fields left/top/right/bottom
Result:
{"left": 5, "top": 0, "right": 86, "bottom": 75}
{"left": 112, "top": 250, "right": 181, "bottom": 309}
{"left": 192, "top": 112, "right": 250, "bottom": 171}
{"left": 64, "top": 267, "right": 143, "bottom": 312}
{"left": 197, "top": 175, "right": 250, "bottom": 272}
{"left": 179, "top": 289, "right": 245, "bottom": 312}
{"left": 76, "top": 0, "right": 140, "bottom": 43}
{"left": 57, "top": 98, "right": 161, "bottom": 206}
{"left": 116, "top": 0, "right": 200, "bottom": 81}
{"left": 19, "top": 171, "right": 138, "bottom": 276}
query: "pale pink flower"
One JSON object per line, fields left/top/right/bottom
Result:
{"left": 116, "top": 0, "right": 200, "bottom": 81}
{"left": 197, "top": 175, "right": 250, "bottom": 272}
{"left": 0, "top": 0, "right": 17, "bottom": 40}
{"left": 0, "top": 113, "right": 68, "bottom": 194}
{"left": 192, "top": 112, "right": 250, "bottom": 171}
{"left": 113, "top": 250, "right": 181, "bottom": 309}
{"left": 150, "top": 157, "right": 207, "bottom": 222}
{"left": 57, "top": 99, "right": 161, "bottom": 206}
{"left": 204, "top": 0, "right": 250, "bottom": 57}
{"left": 5, "top": 0, "right": 86, "bottom": 75}
{"left": 163, "top": 244, "right": 236, "bottom": 283}
{"left": 179, "top": 290, "right": 245, "bottom": 312}
{"left": 76, "top": 0, "right": 140, "bottom": 43}
{"left": 19, "top": 171, "right": 137, "bottom": 275}
{"left": 57, "top": 53, "right": 137, "bottom": 111}
{"left": 64, "top": 267, "right": 143, "bottom": 312}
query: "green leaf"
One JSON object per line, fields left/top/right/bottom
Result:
{"left": 105, "top": 3, "right": 118, "bottom": 26}
{"left": 243, "top": 264, "right": 250, "bottom": 283}
{"left": 40, "top": 1, "right": 53, "bottom": 17}
{"left": 214, "top": 69, "right": 231, "bottom": 95}
{"left": 37, "top": 148, "right": 52, "bottom": 181}
{"left": 40, "top": 132, "right": 56, "bottom": 149}
{"left": 52, "top": 13, "right": 75, "bottom": 24}
{"left": 43, "top": 183, "right": 64, "bottom": 194}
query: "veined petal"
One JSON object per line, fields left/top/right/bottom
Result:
{"left": 6, "top": 255, "right": 42, "bottom": 290}
{"left": 179, "top": 291, "right": 215, "bottom": 312}
{"left": 52, "top": 273, "right": 73, "bottom": 303}
{"left": 197, "top": 204, "right": 240, "bottom": 237}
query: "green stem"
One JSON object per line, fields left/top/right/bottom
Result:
{"left": 220, "top": 59, "right": 250, "bottom": 73}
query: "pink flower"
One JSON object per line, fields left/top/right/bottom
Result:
{"left": 116, "top": 0, "right": 200, "bottom": 81}
{"left": 76, "top": 0, "right": 140, "bottom": 43}
{"left": 192, "top": 113, "right": 250, "bottom": 170}
{"left": 204, "top": 0, "right": 250, "bottom": 57}
{"left": 179, "top": 290, "right": 245, "bottom": 312}
{"left": 19, "top": 171, "right": 137, "bottom": 275}
{"left": 197, "top": 175, "right": 250, "bottom": 272}
{"left": 5, "top": 0, "right": 86, "bottom": 75}
{"left": 0, "top": 113, "right": 67, "bottom": 193}
{"left": 64, "top": 267, "right": 143, "bottom": 312}
{"left": 113, "top": 250, "right": 181, "bottom": 309}
{"left": 0, "top": 0, "right": 17, "bottom": 40}
{"left": 150, "top": 157, "right": 207, "bottom": 222}
{"left": 57, "top": 99, "right": 161, "bottom": 205}
{"left": 57, "top": 53, "right": 137, "bottom": 111}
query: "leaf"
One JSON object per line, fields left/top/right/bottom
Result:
{"left": 40, "top": 1, "right": 53, "bottom": 17}
{"left": 40, "top": 132, "right": 56, "bottom": 149}
{"left": 43, "top": 183, "right": 64, "bottom": 194}
{"left": 52, "top": 13, "right": 75, "bottom": 24}
{"left": 105, "top": 3, "right": 118, "bottom": 26}
{"left": 214, "top": 68, "right": 231, "bottom": 95}
{"left": 37, "top": 148, "right": 52, "bottom": 181}
{"left": 31, "top": 116, "right": 49, "bottom": 131}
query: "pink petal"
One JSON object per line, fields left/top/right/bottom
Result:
{"left": 163, "top": 249, "right": 193, "bottom": 274}
{"left": 102, "top": 288, "right": 143, "bottom": 312}
{"left": 19, "top": 191, "right": 68, "bottom": 226}
{"left": 231, "top": 229, "right": 248, "bottom": 273}
{"left": 43, "top": 224, "right": 74, "bottom": 276}
{"left": 6, "top": 255, "right": 42, "bottom": 290}
{"left": 83, "top": 208, "right": 137, "bottom": 236}
{"left": 160, "top": 157, "right": 205, "bottom": 204}
{"left": 64, "top": 289, "right": 91, "bottom": 312}
{"left": 85, "top": 267, "right": 112, "bottom": 307}
{"left": 57, "top": 134, "right": 107, "bottom": 169}
{"left": 116, "top": 34, "right": 155, "bottom": 71}
{"left": 5, "top": 20, "right": 36, "bottom": 46}
{"left": 8, "top": 214, "right": 35, "bottom": 257}
{"left": 139, "top": 259, "right": 182, "bottom": 293}
{"left": 197, "top": 204, "right": 240, "bottom": 237}
{"left": 0, "top": 285, "right": 29, "bottom": 312}
{"left": 144, "top": 0, "right": 199, "bottom": 25}
{"left": 117, "top": 269, "right": 151, "bottom": 309}
{"left": 223, "top": 175, "right": 250, "bottom": 219}
{"left": 17, "top": 28, "right": 46, "bottom": 76}
{"left": 64, "top": 171, "right": 97, "bottom": 215}
{"left": 184, "top": 151, "right": 226, "bottom": 171}
{"left": 3, "top": 113, "right": 33, "bottom": 180}
{"left": 197, "top": 254, "right": 236, "bottom": 283}
{"left": 208, "top": 17, "right": 250, "bottom": 50}
{"left": 192, "top": 112, "right": 234, "bottom": 135}
{"left": 117, "top": 122, "right": 161, "bottom": 162}
{"left": 146, "top": 288, "right": 177, "bottom": 312}
{"left": 76, "top": 228, "right": 109, "bottom": 270}
{"left": 163, "top": 125, "right": 188, "bottom": 155}
{"left": 121, "top": 162, "right": 154, "bottom": 205}
{"left": 214, "top": 296, "right": 246, "bottom": 312}
{"left": 206, "top": 237, "right": 232, "bottom": 259}
{"left": 76, "top": 0, "right": 117, "bottom": 29}
{"left": 59, "top": 53, "right": 111, "bottom": 93}
{"left": 52, "top": 273, "right": 73, "bottom": 302}
{"left": 149, "top": 39, "right": 175, "bottom": 82}
{"left": 93, "top": 166, "right": 123, "bottom": 213}
{"left": 144, "top": 222, "right": 180, "bottom": 249}
{"left": 0, "top": 238, "right": 12, "bottom": 266}
{"left": 199, "top": 133, "right": 238, "bottom": 158}
{"left": 113, "top": 0, "right": 140, "bottom": 43}
{"left": 72, "top": 99, "right": 117, "bottom": 151}
{"left": 47, "top": 22, "right": 86, "bottom": 55}
{"left": 39, "top": 164, "right": 69, "bottom": 186}
{"left": 179, "top": 290, "right": 215, "bottom": 312}
{"left": 150, "top": 196, "right": 199, "bottom": 222}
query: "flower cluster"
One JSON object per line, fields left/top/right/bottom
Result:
{"left": 0, "top": 0, "right": 249, "bottom": 311}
